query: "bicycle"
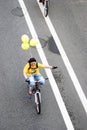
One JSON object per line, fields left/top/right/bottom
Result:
{"left": 25, "top": 66, "right": 58, "bottom": 114}
{"left": 39, "top": 0, "right": 50, "bottom": 17}
{"left": 26, "top": 77, "right": 48, "bottom": 114}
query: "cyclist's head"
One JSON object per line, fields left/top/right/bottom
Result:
{"left": 28, "top": 57, "right": 36, "bottom": 63}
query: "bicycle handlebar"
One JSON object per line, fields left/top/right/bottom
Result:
{"left": 52, "top": 66, "right": 58, "bottom": 69}
{"left": 25, "top": 77, "right": 48, "bottom": 83}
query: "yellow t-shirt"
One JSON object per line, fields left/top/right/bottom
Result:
{"left": 23, "top": 63, "right": 45, "bottom": 76}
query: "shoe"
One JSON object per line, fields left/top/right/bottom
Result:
{"left": 27, "top": 93, "right": 32, "bottom": 96}
{"left": 26, "top": 88, "right": 32, "bottom": 99}
{"left": 27, "top": 92, "right": 32, "bottom": 99}
{"left": 29, "top": 90, "right": 32, "bottom": 95}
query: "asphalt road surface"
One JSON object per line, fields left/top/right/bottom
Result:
{"left": 0, "top": 0, "right": 87, "bottom": 130}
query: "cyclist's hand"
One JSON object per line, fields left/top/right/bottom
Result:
{"left": 52, "top": 66, "right": 58, "bottom": 69}
{"left": 25, "top": 77, "right": 30, "bottom": 83}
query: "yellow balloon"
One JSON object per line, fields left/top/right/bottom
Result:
{"left": 21, "top": 43, "right": 30, "bottom": 50}
{"left": 21, "top": 34, "right": 30, "bottom": 44}
{"left": 30, "top": 39, "right": 38, "bottom": 46}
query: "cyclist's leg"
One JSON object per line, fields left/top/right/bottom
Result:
{"left": 28, "top": 75, "right": 35, "bottom": 94}
{"left": 34, "top": 74, "right": 45, "bottom": 85}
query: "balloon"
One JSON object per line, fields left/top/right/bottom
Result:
{"left": 21, "top": 34, "right": 30, "bottom": 44}
{"left": 30, "top": 39, "right": 38, "bottom": 46}
{"left": 21, "top": 43, "right": 30, "bottom": 50}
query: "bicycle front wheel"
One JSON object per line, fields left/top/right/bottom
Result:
{"left": 35, "top": 93, "right": 41, "bottom": 114}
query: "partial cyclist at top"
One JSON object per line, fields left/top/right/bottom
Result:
{"left": 39, "top": 0, "right": 50, "bottom": 17}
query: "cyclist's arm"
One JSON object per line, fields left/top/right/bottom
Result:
{"left": 23, "top": 72, "right": 27, "bottom": 79}
{"left": 23, "top": 63, "right": 29, "bottom": 79}
{"left": 44, "top": 65, "right": 53, "bottom": 69}
{"left": 38, "top": 63, "right": 58, "bottom": 69}
{"left": 38, "top": 63, "right": 52, "bottom": 69}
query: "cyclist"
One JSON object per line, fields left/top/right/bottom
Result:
{"left": 23, "top": 57, "right": 54, "bottom": 95}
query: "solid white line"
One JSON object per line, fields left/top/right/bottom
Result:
{"left": 37, "top": 1, "right": 87, "bottom": 114}
{"left": 18, "top": 0, "right": 75, "bottom": 130}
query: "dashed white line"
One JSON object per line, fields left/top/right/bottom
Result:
{"left": 37, "top": 0, "right": 87, "bottom": 114}
{"left": 18, "top": 0, "right": 75, "bottom": 129}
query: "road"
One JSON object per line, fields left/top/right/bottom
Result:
{"left": 0, "top": 0, "right": 87, "bottom": 130}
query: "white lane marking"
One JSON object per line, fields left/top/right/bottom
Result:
{"left": 37, "top": 1, "right": 87, "bottom": 114}
{"left": 18, "top": 0, "right": 75, "bottom": 130}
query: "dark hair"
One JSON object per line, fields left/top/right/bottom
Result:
{"left": 28, "top": 57, "right": 36, "bottom": 63}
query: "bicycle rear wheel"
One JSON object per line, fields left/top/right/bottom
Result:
{"left": 35, "top": 92, "right": 41, "bottom": 114}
